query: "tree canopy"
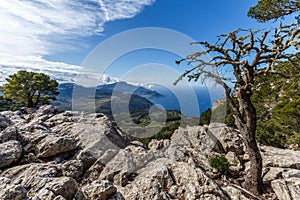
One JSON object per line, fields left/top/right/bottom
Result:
{"left": 2, "top": 71, "right": 59, "bottom": 108}
{"left": 248, "top": 0, "right": 300, "bottom": 22}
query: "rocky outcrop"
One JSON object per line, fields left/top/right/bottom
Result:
{"left": 271, "top": 178, "right": 300, "bottom": 200}
{"left": 0, "top": 106, "right": 299, "bottom": 200}
{"left": 0, "top": 140, "right": 22, "bottom": 168}
{"left": 37, "top": 135, "right": 78, "bottom": 158}
{"left": 0, "top": 177, "right": 27, "bottom": 200}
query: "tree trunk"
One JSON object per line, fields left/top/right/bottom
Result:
{"left": 240, "top": 126, "right": 263, "bottom": 195}
{"left": 234, "top": 88, "right": 263, "bottom": 195}
{"left": 27, "top": 97, "right": 34, "bottom": 108}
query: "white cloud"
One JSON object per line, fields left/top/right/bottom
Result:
{"left": 0, "top": 53, "right": 120, "bottom": 86}
{"left": 0, "top": 0, "right": 155, "bottom": 85}
{"left": 0, "top": 0, "right": 155, "bottom": 56}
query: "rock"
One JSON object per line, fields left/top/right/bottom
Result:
{"left": 99, "top": 144, "right": 154, "bottom": 183}
{"left": 209, "top": 123, "right": 244, "bottom": 155}
{"left": 0, "top": 177, "right": 27, "bottom": 200}
{"left": 107, "top": 192, "right": 125, "bottom": 200}
{"left": 81, "top": 158, "right": 105, "bottom": 185}
{"left": 221, "top": 185, "right": 250, "bottom": 200}
{"left": 80, "top": 180, "right": 117, "bottom": 200}
{"left": 171, "top": 125, "right": 224, "bottom": 154}
{"left": 1, "top": 163, "right": 61, "bottom": 192}
{"left": 261, "top": 145, "right": 300, "bottom": 169}
{"left": 167, "top": 162, "right": 227, "bottom": 199}
{"left": 0, "top": 110, "right": 25, "bottom": 125}
{"left": 0, "top": 126, "right": 18, "bottom": 143}
{"left": 0, "top": 113, "right": 11, "bottom": 129}
{"left": 37, "top": 135, "right": 77, "bottom": 158}
{"left": 271, "top": 177, "right": 300, "bottom": 200}
{"left": 0, "top": 140, "right": 22, "bottom": 168}
{"left": 32, "top": 105, "right": 59, "bottom": 120}
{"left": 76, "top": 149, "right": 97, "bottom": 171}
{"left": 46, "top": 112, "right": 129, "bottom": 162}
{"left": 225, "top": 151, "right": 243, "bottom": 171}
{"left": 263, "top": 167, "right": 300, "bottom": 182}
{"left": 61, "top": 160, "right": 83, "bottom": 180}
{"left": 42, "top": 177, "right": 78, "bottom": 199}
{"left": 148, "top": 139, "right": 187, "bottom": 162}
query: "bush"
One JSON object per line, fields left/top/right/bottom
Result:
{"left": 210, "top": 155, "right": 229, "bottom": 174}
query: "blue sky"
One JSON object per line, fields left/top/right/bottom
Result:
{"left": 0, "top": 0, "right": 294, "bottom": 86}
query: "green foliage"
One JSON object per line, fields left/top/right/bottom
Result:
{"left": 248, "top": 0, "right": 300, "bottom": 22}
{"left": 210, "top": 155, "right": 229, "bottom": 174}
{"left": 0, "top": 96, "right": 23, "bottom": 111}
{"left": 199, "top": 108, "right": 211, "bottom": 125}
{"left": 2, "top": 71, "right": 59, "bottom": 108}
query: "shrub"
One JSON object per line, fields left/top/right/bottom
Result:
{"left": 210, "top": 155, "right": 229, "bottom": 174}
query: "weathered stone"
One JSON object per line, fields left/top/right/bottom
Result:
{"left": 221, "top": 185, "right": 250, "bottom": 200}
{"left": 81, "top": 180, "right": 117, "bottom": 200}
{"left": 0, "top": 113, "right": 12, "bottom": 129}
{"left": 167, "top": 162, "right": 227, "bottom": 199}
{"left": 225, "top": 151, "right": 243, "bottom": 171}
{"left": 209, "top": 123, "right": 244, "bottom": 155}
{"left": 261, "top": 145, "right": 300, "bottom": 169}
{"left": 76, "top": 149, "right": 97, "bottom": 171}
{"left": 81, "top": 158, "right": 105, "bottom": 185}
{"left": 263, "top": 167, "right": 300, "bottom": 182}
{"left": 100, "top": 144, "right": 154, "bottom": 183}
{"left": 271, "top": 177, "right": 300, "bottom": 200}
{"left": 43, "top": 177, "right": 78, "bottom": 199}
{"left": 0, "top": 177, "right": 27, "bottom": 200}
{"left": 37, "top": 135, "right": 77, "bottom": 158}
{"left": 171, "top": 125, "right": 224, "bottom": 154}
{"left": 0, "top": 126, "right": 18, "bottom": 143}
{"left": 61, "top": 160, "right": 83, "bottom": 180}
{"left": 0, "top": 140, "right": 22, "bottom": 168}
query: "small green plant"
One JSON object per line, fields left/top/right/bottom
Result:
{"left": 210, "top": 155, "right": 229, "bottom": 174}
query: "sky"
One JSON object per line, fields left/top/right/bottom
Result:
{"left": 0, "top": 0, "right": 294, "bottom": 87}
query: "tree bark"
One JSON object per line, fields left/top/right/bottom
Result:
{"left": 234, "top": 88, "right": 263, "bottom": 195}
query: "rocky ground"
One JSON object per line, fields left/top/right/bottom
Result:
{"left": 0, "top": 105, "right": 299, "bottom": 200}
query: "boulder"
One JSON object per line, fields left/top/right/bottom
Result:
{"left": 61, "top": 160, "right": 83, "bottom": 180}
{"left": 37, "top": 135, "right": 77, "bottom": 158}
{"left": 261, "top": 145, "right": 300, "bottom": 169}
{"left": 0, "top": 126, "right": 18, "bottom": 143}
{"left": 0, "top": 177, "right": 27, "bottom": 200}
{"left": 0, "top": 140, "right": 22, "bottom": 168}
{"left": 0, "top": 113, "right": 11, "bottom": 130}
{"left": 209, "top": 123, "right": 244, "bottom": 155}
{"left": 271, "top": 177, "right": 300, "bottom": 200}
{"left": 80, "top": 180, "right": 117, "bottom": 200}
{"left": 45, "top": 112, "right": 129, "bottom": 162}
{"left": 99, "top": 144, "right": 154, "bottom": 183}
{"left": 171, "top": 125, "right": 224, "bottom": 154}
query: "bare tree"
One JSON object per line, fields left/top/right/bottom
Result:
{"left": 175, "top": 23, "right": 299, "bottom": 195}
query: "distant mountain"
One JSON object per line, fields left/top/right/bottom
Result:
{"left": 97, "top": 82, "right": 164, "bottom": 99}
{"left": 54, "top": 82, "right": 160, "bottom": 117}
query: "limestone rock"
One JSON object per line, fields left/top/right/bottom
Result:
{"left": 37, "top": 135, "right": 77, "bottom": 158}
{"left": 0, "top": 177, "right": 27, "bottom": 200}
{"left": 261, "top": 145, "right": 300, "bottom": 169}
{"left": 61, "top": 160, "right": 83, "bottom": 180}
{"left": 0, "top": 113, "right": 12, "bottom": 129}
{"left": 80, "top": 180, "right": 117, "bottom": 200}
{"left": 209, "top": 123, "right": 244, "bottom": 155}
{"left": 99, "top": 144, "right": 154, "bottom": 183}
{"left": 0, "top": 140, "right": 22, "bottom": 168}
{"left": 271, "top": 177, "right": 300, "bottom": 200}
{"left": 0, "top": 126, "right": 18, "bottom": 143}
{"left": 42, "top": 177, "right": 78, "bottom": 199}
{"left": 171, "top": 125, "right": 224, "bottom": 154}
